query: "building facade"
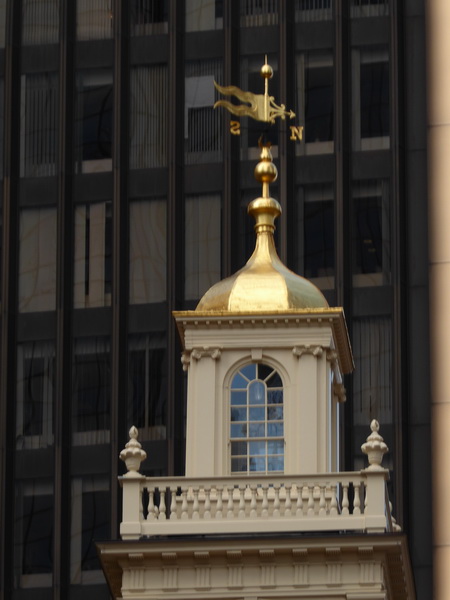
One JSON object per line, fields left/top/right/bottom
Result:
{"left": 0, "top": 1, "right": 430, "bottom": 599}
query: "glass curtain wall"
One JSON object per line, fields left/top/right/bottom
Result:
{"left": 0, "top": 0, "right": 418, "bottom": 598}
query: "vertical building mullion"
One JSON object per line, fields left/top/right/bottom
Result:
{"left": 389, "top": 0, "right": 406, "bottom": 526}
{"left": 0, "top": 1, "right": 21, "bottom": 598}
{"left": 278, "top": 0, "right": 295, "bottom": 267}
{"left": 223, "top": 0, "right": 240, "bottom": 276}
{"left": 110, "top": 0, "right": 129, "bottom": 538}
{"left": 334, "top": 0, "right": 352, "bottom": 469}
{"left": 167, "top": 0, "right": 185, "bottom": 475}
{"left": 53, "top": 0, "right": 75, "bottom": 596}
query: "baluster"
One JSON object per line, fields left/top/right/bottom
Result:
{"left": 284, "top": 484, "right": 292, "bottom": 517}
{"left": 364, "top": 482, "right": 368, "bottom": 511}
{"left": 204, "top": 488, "right": 211, "bottom": 519}
{"left": 295, "top": 485, "right": 302, "bottom": 516}
{"left": 262, "top": 485, "right": 269, "bottom": 518}
{"left": 192, "top": 487, "right": 200, "bottom": 519}
{"left": 353, "top": 482, "right": 361, "bottom": 515}
{"left": 227, "top": 486, "right": 234, "bottom": 519}
{"left": 250, "top": 485, "right": 257, "bottom": 518}
{"left": 342, "top": 484, "right": 349, "bottom": 515}
{"left": 159, "top": 487, "right": 166, "bottom": 520}
{"left": 215, "top": 486, "right": 223, "bottom": 519}
{"left": 181, "top": 489, "right": 188, "bottom": 520}
{"left": 319, "top": 484, "right": 326, "bottom": 516}
{"left": 307, "top": 485, "right": 314, "bottom": 516}
{"left": 273, "top": 484, "right": 281, "bottom": 518}
{"left": 238, "top": 486, "right": 246, "bottom": 519}
{"left": 170, "top": 487, "right": 177, "bottom": 520}
{"left": 329, "top": 484, "right": 338, "bottom": 516}
{"left": 302, "top": 485, "right": 309, "bottom": 515}
{"left": 140, "top": 486, "right": 145, "bottom": 521}
{"left": 147, "top": 489, "right": 156, "bottom": 520}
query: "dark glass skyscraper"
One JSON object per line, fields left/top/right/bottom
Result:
{"left": 0, "top": 1, "right": 430, "bottom": 598}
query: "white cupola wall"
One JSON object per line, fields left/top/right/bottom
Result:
{"left": 175, "top": 309, "right": 353, "bottom": 479}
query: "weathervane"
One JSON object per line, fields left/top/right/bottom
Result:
{"left": 213, "top": 57, "right": 302, "bottom": 140}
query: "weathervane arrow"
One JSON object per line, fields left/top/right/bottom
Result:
{"left": 213, "top": 57, "right": 295, "bottom": 125}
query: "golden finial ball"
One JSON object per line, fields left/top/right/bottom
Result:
{"left": 260, "top": 63, "right": 273, "bottom": 79}
{"left": 254, "top": 157, "right": 278, "bottom": 184}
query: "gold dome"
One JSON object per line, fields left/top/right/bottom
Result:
{"left": 196, "top": 144, "right": 328, "bottom": 313}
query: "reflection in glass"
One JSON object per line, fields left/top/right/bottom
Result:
{"left": 75, "top": 70, "right": 113, "bottom": 173}
{"left": 295, "top": 0, "right": 332, "bottom": 22}
{"left": 19, "top": 207, "right": 57, "bottom": 312}
{"left": 16, "top": 342, "right": 55, "bottom": 450}
{"left": 70, "top": 476, "right": 110, "bottom": 584}
{"left": 77, "top": 0, "right": 113, "bottom": 40}
{"left": 129, "top": 199, "right": 167, "bottom": 304}
{"left": 20, "top": 73, "right": 58, "bottom": 177}
{"left": 350, "top": 0, "right": 389, "bottom": 18}
{"left": 128, "top": 334, "right": 167, "bottom": 441}
{"left": 352, "top": 179, "right": 390, "bottom": 286}
{"left": 185, "top": 194, "right": 221, "bottom": 300}
{"left": 230, "top": 363, "right": 284, "bottom": 473}
{"left": 72, "top": 337, "right": 111, "bottom": 445}
{"left": 74, "top": 202, "right": 112, "bottom": 308}
{"left": 240, "top": 0, "right": 278, "bottom": 26}
{"left": 130, "top": 0, "right": 168, "bottom": 36}
{"left": 22, "top": 0, "right": 59, "bottom": 44}
{"left": 130, "top": 65, "right": 168, "bottom": 169}
{"left": 185, "top": 60, "right": 223, "bottom": 164}
{"left": 186, "top": 0, "right": 223, "bottom": 31}
{"left": 14, "top": 480, "right": 53, "bottom": 588}
{"left": 295, "top": 52, "right": 334, "bottom": 155}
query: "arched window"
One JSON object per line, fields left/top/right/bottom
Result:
{"left": 230, "top": 363, "right": 284, "bottom": 474}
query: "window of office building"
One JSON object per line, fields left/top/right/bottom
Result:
{"left": 16, "top": 341, "right": 55, "bottom": 450}
{"left": 74, "top": 202, "right": 112, "bottom": 308}
{"left": 22, "top": 0, "right": 59, "bottom": 45}
{"left": 240, "top": 0, "right": 278, "bottom": 27}
{"left": 77, "top": 0, "right": 113, "bottom": 41}
{"left": 72, "top": 337, "right": 111, "bottom": 446}
{"left": 295, "top": 52, "right": 334, "bottom": 155}
{"left": 0, "top": 0, "right": 6, "bottom": 46}
{"left": 230, "top": 363, "right": 284, "bottom": 474}
{"left": 352, "top": 179, "right": 390, "bottom": 286}
{"left": 128, "top": 333, "right": 167, "bottom": 441}
{"left": 14, "top": 479, "right": 54, "bottom": 589}
{"left": 75, "top": 70, "right": 113, "bottom": 173}
{"left": 295, "top": 0, "right": 332, "bottom": 22}
{"left": 20, "top": 72, "right": 58, "bottom": 177}
{"left": 184, "top": 193, "right": 221, "bottom": 301}
{"left": 130, "top": 0, "right": 168, "bottom": 36}
{"left": 70, "top": 476, "right": 110, "bottom": 584}
{"left": 129, "top": 199, "right": 167, "bottom": 305}
{"left": 18, "top": 207, "right": 57, "bottom": 312}
{"left": 130, "top": 65, "right": 168, "bottom": 169}
{"left": 295, "top": 183, "right": 334, "bottom": 290}
{"left": 350, "top": 0, "right": 389, "bottom": 18}
{"left": 352, "top": 46, "right": 390, "bottom": 151}
{"left": 185, "top": 60, "right": 223, "bottom": 165}
{"left": 186, "top": 0, "right": 223, "bottom": 31}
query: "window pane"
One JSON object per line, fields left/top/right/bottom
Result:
{"left": 186, "top": 0, "right": 223, "bottom": 31}
{"left": 129, "top": 199, "right": 167, "bottom": 304}
{"left": 185, "top": 194, "right": 221, "bottom": 300}
{"left": 16, "top": 342, "right": 55, "bottom": 449}
{"left": 130, "top": 65, "right": 168, "bottom": 169}
{"left": 267, "top": 422, "right": 283, "bottom": 437}
{"left": 230, "top": 423, "right": 247, "bottom": 438}
{"left": 22, "top": 0, "right": 59, "bottom": 44}
{"left": 248, "top": 380, "right": 265, "bottom": 404}
{"left": 249, "top": 406, "right": 265, "bottom": 421}
{"left": 268, "top": 456, "right": 284, "bottom": 471}
{"left": 231, "top": 373, "right": 248, "bottom": 389}
{"left": 185, "top": 60, "right": 223, "bottom": 164}
{"left": 240, "top": 364, "right": 256, "bottom": 381}
{"left": 75, "top": 70, "right": 113, "bottom": 173}
{"left": 268, "top": 440, "right": 284, "bottom": 454}
{"left": 20, "top": 73, "right": 58, "bottom": 177}
{"left": 267, "top": 406, "right": 283, "bottom": 420}
{"left": 249, "top": 441, "right": 266, "bottom": 456}
{"left": 231, "top": 390, "right": 247, "bottom": 405}
{"left": 249, "top": 423, "right": 265, "bottom": 437}
{"left": 74, "top": 202, "right": 112, "bottom": 308}
{"left": 240, "top": 0, "right": 278, "bottom": 26}
{"left": 231, "top": 457, "right": 247, "bottom": 472}
{"left": 130, "top": 0, "right": 168, "bottom": 35}
{"left": 265, "top": 371, "right": 282, "bottom": 388}
{"left": 267, "top": 389, "right": 283, "bottom": 404}
{"left": 231, "top": 441, "right": 247, "bottom": 456}
{"left": 295, "top": 0, "right": 332, "bottom": 22}
{"left": 72, "top": 337, "right": 111, "bottom": 445}
{"left": 128, "top": 334, "right": 167, "bottom": 442}
{"left": 360, "top": 60, "right": 389, "bottom": 138}
{"left": 249, "top": 456, "right": 265, "bottom": 472}
{"left": 231, "top": 407, "right": 247, "bottom": 422}
{"left": 77, "top": 0, "right": 113, "bottom": 40}
{"left": 19, "top": 208, "right": 57, "bottom": 312}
